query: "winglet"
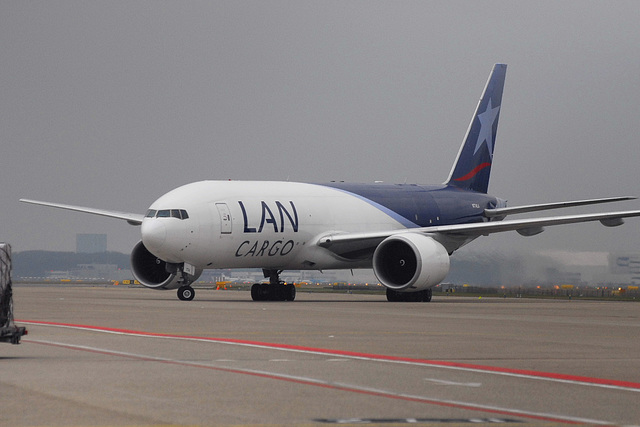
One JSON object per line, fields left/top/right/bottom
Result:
{"left": 445, "top": 64, "right": 507, "bottom": 193}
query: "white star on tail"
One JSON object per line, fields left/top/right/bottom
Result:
{"left": 473, "top": 98, "right": 500, "bottom": 157}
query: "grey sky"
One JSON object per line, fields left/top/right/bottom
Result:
{"left": 2, "top": 1, "right": 640, "bottom": 257}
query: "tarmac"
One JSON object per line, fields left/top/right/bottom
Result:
{"left": 2, "top": 285, "right": 640, "bottom": 426}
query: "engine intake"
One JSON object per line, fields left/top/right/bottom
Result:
{"left": 373, "top": 233, "right": 450, "bottom": 291}
{"left": 131, "top": 241, "right": 197, "bottom": 290}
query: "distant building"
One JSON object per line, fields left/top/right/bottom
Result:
{"left": 545, "top": 267, "right": 583, "bottom": 286}
{"left": 76, "top": 234, "right": 107, "bottom": 253}
{"left": 609, "top": 252, "right": 640, "bottom": 284}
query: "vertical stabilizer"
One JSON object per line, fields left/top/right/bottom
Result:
{"left": 445, "top": 64, "right": 507, "bottom": 193}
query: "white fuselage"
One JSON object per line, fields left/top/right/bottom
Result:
{"left": 141, "top": 181, "right": 408, "bottom": 271}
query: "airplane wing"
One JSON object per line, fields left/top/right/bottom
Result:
{"left": 318, "top": 209, "right": 640, "bottom": 253}
{"left": 20, "top": 199, "right": 144, "bottom": 226}
{"left": 484, "top": 196, "right": 636, "bottom": 218}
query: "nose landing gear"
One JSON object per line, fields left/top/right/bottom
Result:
{"left": 176, "top": 265, "right": 197, "bottom": 301}
{"left": 177, "top": 285, "right": 195, "bottom": 301}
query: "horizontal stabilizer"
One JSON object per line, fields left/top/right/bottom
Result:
{"left": 484, "top": 196, "right": 637, "bottom": 218}
{"left": 20, "top": 199, "right": 144, "bottom": 226}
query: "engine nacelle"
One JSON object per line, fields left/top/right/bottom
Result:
{"left": 130, "top": 241, "right": 201, "bottom": 290}
{"left": 372, "top": 233, "right": 450, "bottom": 292}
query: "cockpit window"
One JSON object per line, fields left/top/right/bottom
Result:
{"left": 153, "top": 209, "right": 189, "bottom": 219}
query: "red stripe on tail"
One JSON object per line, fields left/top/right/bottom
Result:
{"left": 454, "top": 162, "right": 491, "bottom": 182}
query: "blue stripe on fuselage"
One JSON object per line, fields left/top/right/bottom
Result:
{"left": 318, "top": 182, "right": 497, "bottom": 228}
{"left": 317, "top": 183, "right": 421, "bottom": 228}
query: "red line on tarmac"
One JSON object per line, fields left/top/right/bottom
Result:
{"left": 20, "top": 319, "right": 640, "bottom": 393}
{"left": 27, "top": 339, "right": 596, "bottom": 425}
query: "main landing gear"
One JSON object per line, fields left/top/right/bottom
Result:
{"left": 251, "top": 269, "right": 296, "bottom": 301}
{"left": 386, "top": 288, "right": 432, "bottom": 302}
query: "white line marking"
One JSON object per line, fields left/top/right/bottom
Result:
{"left": 425, "top": 378, "right": 482, "bottom": 387}
{"left": 20, "top": 321, "right": 640, "bottom": 393}
{"left": 25, "top": 338, "right": 626, "bottom": 426}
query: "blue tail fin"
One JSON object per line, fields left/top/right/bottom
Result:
{"left": 445, "top": 64, "right": 507, "bottom": 193}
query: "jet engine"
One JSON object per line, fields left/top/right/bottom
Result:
{"left": 372, "top": 233, "right": 450, "bottom": 291}
{"left": 130, "top": 241, "right": 201, "bottom": 290}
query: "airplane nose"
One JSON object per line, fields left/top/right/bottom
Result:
{"left": 141, "top": 220, "right": 166, "bottom": 253}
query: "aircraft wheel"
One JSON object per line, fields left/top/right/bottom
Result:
{"left": 285, "top": 284, "right": 296, "bottom": 301}
{"left": 387, "top": 288, "right": 432, "bottom": 302}
{"left": 251, "top": 283, "right": 270, "bottom": 301}
{"left": 273, "top": 284, "right": 286, "bottom": 301}
{"left": 405, "top": 292, "right": 419, "bottom": 302}
{"left": 251, "top": 283, "right": 263, "bottom": 301}
{"left": 177, "top": 286, "right": 195, "bottom": 301}
{"left": 386, "top": 288, "right": 400, "bottom": 302}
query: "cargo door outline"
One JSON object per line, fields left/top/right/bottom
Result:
{"left": 215, "top": 203, "right": 232, "bottom": 234}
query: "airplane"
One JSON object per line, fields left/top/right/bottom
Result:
{"left": 21, "top": 64, "right": 640, "bottom": 302}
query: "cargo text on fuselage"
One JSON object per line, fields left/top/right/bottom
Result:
{"left": 235, "top": 201, "right": 299, "bottom": 258}
{"left": 238, "top": 200, "right": 299, "bottom": 233}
